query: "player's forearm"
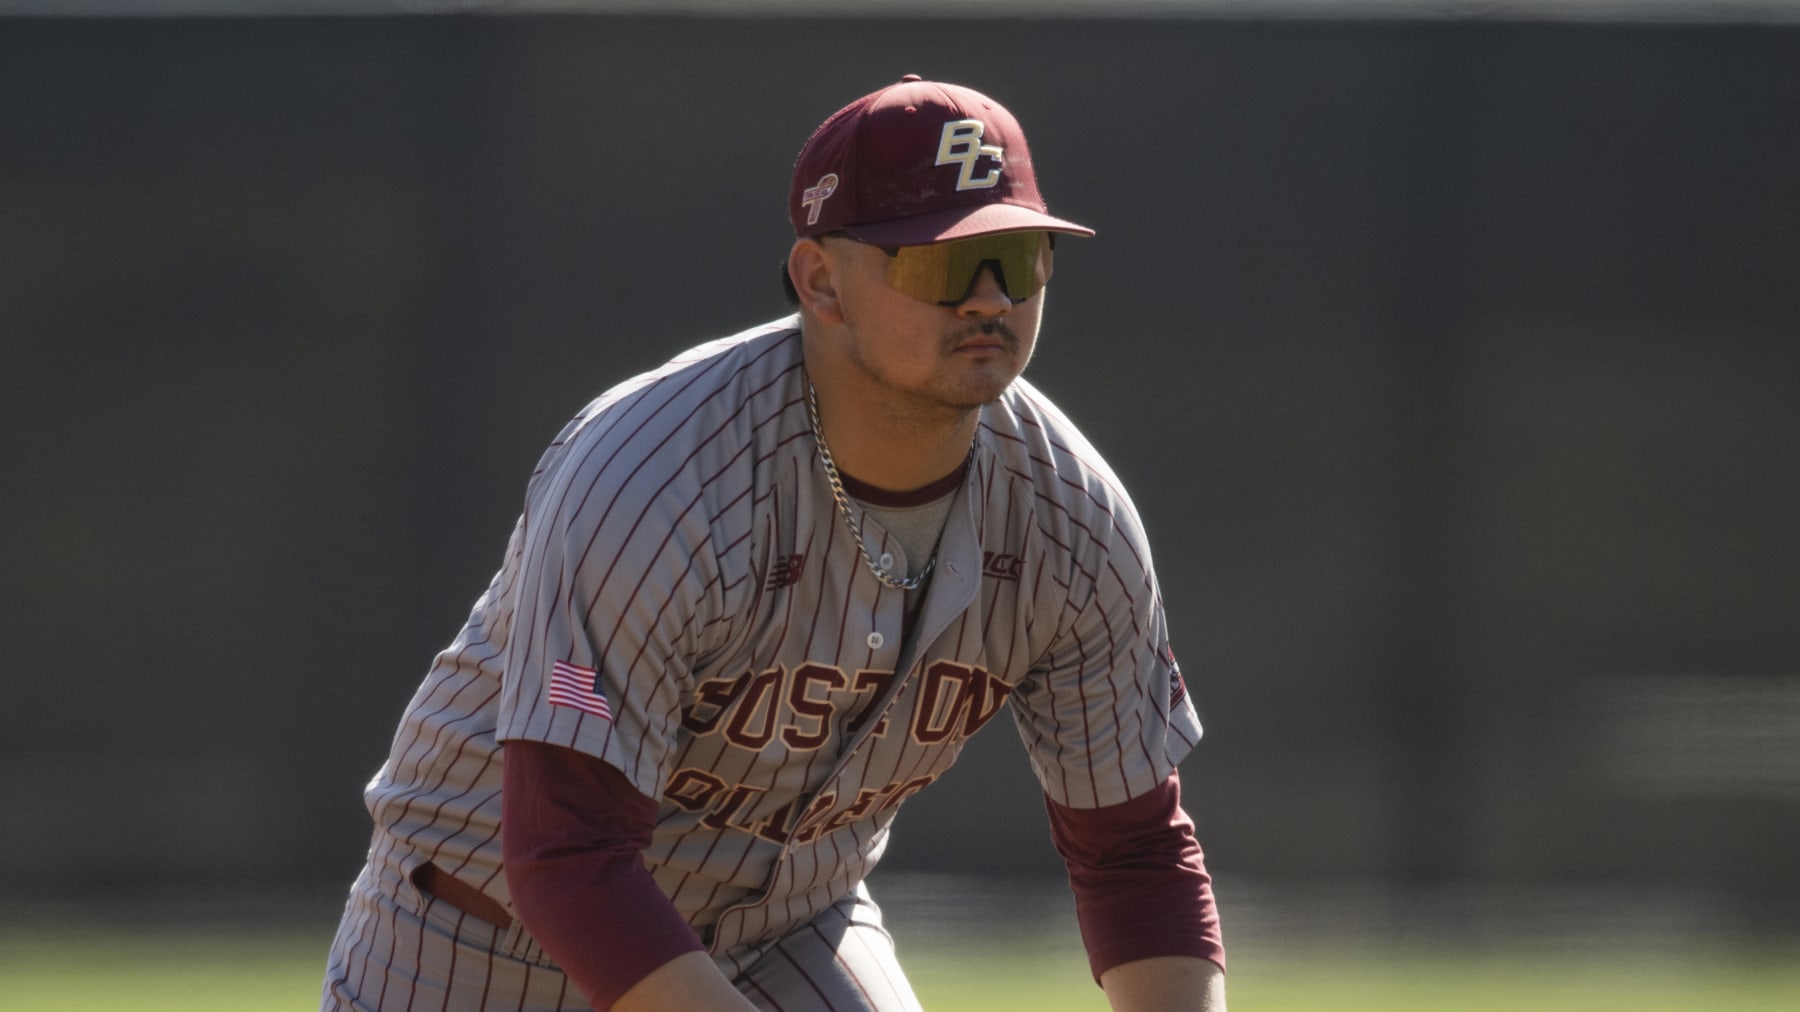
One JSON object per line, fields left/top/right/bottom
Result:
{"left": 1100, "top": 954, "right": 1226, "bottom": 1012}
{"left": 611, "top": 950, "right": 759, "bottom": 1012}
{"left": 503, "top": 742, "right": 714, "bottom": 1006}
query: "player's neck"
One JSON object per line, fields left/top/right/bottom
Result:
{"left": 829, "top": 418, "right": 977, "bottom": 493}
{"left": 806, "top": 374, "right": 978, "bottom": 493}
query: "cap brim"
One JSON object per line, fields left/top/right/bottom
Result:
{"left": 842, "top": 201, "right": 1094, "bottom": 246}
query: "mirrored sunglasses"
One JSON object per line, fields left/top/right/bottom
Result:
{"left": 878, "top": 231, "right": 1054, "bottom": 305}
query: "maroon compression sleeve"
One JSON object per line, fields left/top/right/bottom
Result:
{"left": 502, "top": 740, "right": 706, "bottom": 1010}
{"left": 1044, "top": 768, "right": 1226, "bottom": 980}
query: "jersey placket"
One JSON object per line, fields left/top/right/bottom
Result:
{"left": 706, "top": 451, "right": 987, "bottom": 958}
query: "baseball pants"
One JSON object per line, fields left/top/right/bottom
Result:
{"left": 321, "top": 842, "right": 924, "bottom": 1012}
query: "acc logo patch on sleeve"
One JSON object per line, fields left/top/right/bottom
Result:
{"left": 547, "top": 659, "right": 614, "bottom": 721}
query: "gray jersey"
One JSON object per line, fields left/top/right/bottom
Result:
{"left": 360, "top": 315, "right": 1202, "bottom": 976}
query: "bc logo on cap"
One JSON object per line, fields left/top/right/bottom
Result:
{"left": 802, "top": 173, "right": 839, "bottom": 225}
{"left": 935, "top": 119, "right": 1004, "bottom": 191}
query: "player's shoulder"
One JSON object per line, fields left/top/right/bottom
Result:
{"left": 984, "top": 376, "right": 1134, "bottom": 511}
{"left": 561, "top": 316, "right": 800, "bottom": 446}
{"left": 590, "top": 315, "right": 801, "bottom": 422}
{"left": 527, "top": 316, "right": 803, "bottom": 504}
{"left": 983, "top": 378, "right": 1160, "bottom": 581}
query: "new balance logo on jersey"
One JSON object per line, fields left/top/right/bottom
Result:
{"left": 982, "top": 551, "right": 1022, "bottom": 581}
{"left": 935, "top": 119, "right": 1003, "bottom": 191}
{"left": 766, "top": 553, "right": 806, "bottom": 590}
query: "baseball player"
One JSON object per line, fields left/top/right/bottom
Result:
{"left": 322, "top": 76, "right": 1225, "bottom": 1011}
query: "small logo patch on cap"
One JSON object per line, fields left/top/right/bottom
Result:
{"left": 802, "top": 173, "right": 840, "bottom": 225}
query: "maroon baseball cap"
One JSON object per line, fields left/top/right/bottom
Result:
{"left": 790, "top": 75, "right": 1094, "bottom": 246}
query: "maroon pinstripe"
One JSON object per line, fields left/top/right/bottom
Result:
{"left": 322, "top": 315, "right": 1202, "bottom": 1009}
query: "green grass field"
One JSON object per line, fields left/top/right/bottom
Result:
{"left": 907, "top": 937, "right": 1800, "bottom": 1012}
{"left": 3, "top": 926, "right": 1798, "bottom": 1010}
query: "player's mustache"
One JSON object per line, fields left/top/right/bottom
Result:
{"left": 944, "top": 320, "right": 1019, "bottom": 352}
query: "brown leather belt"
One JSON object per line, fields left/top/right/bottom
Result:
{"left": 412, "top": 862, "right": 514, "bottom": 930}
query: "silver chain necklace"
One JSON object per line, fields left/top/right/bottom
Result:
{"left": 805, "top": 377, "right": 939, "bottom": 592}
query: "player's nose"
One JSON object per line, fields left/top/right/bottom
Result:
{"left": 953, "top": 265, "right": 1013, "bottom": 318}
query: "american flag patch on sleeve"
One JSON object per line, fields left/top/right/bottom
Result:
{"left": 547, "top": 659, "right": 613, "bottom": 720}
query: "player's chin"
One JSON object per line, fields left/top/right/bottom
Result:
{"left": 937, "top": 369, "right": 1019, "bottom": 409}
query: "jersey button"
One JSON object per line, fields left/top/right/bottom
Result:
{"left": 867, "top": 632, "right": 885, "bottom": 649}
{"left": 879, "top": 552, "right": 895, "bottom": 569}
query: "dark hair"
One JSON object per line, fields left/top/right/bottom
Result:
{"left": 781, "top": 257, "right": 799, "bottom": 307}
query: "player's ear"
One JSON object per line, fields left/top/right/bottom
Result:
{"left": 788, "top": 239, "right": 845, "bottom": 325}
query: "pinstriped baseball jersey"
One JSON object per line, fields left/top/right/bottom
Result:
{"left": 360, "top": 313, "right": 1202, "bottom": 975}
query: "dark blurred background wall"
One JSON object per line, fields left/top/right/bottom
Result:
{"left": 3, "top": 13, "right": 1797, "bottom": 932}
